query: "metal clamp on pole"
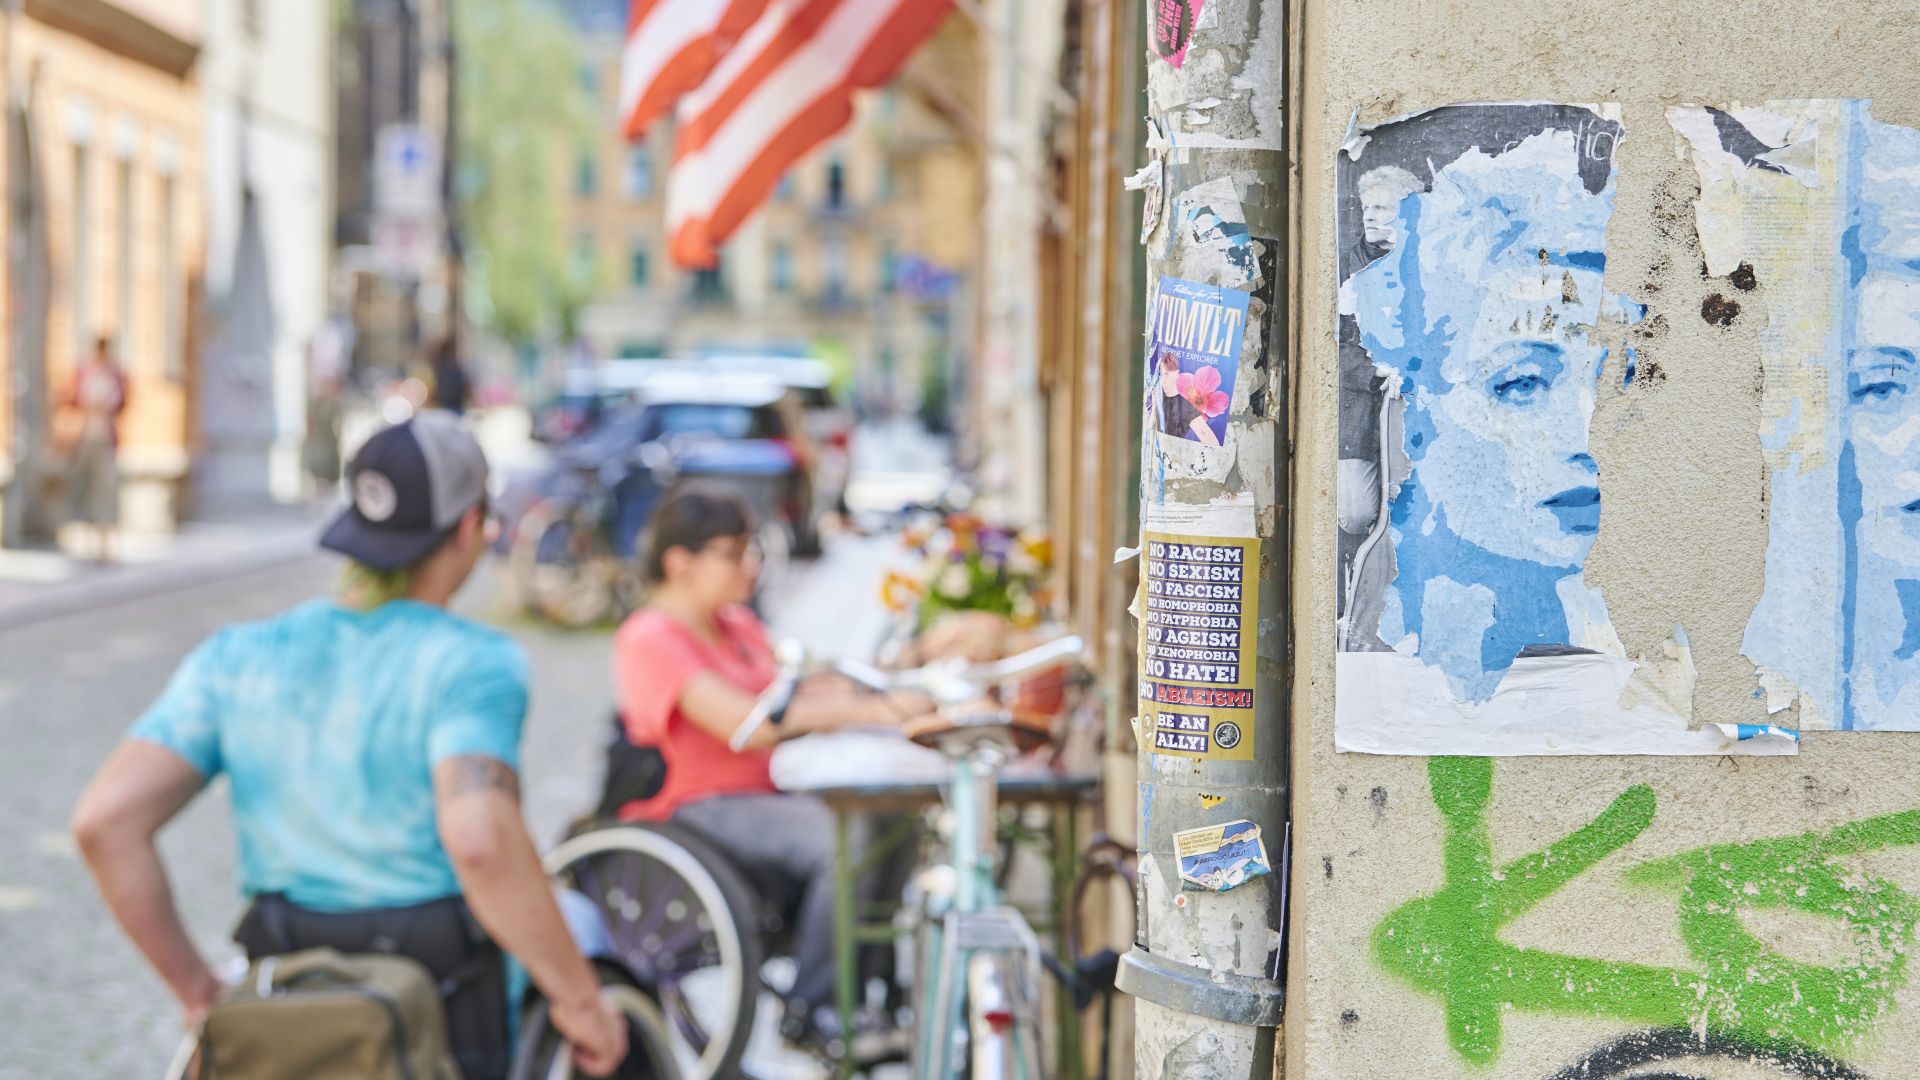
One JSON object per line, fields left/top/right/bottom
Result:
{"left": 1116, "top": 948, "right": 1286, "bottom": 1029}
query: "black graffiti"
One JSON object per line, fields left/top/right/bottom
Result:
{"left": 1546, "top": 1028, "right": 1868, "bottom": 1080}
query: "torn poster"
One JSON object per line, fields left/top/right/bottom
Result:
{"left": 1174, "top": 819, "right": 1271, "bottom": 893}
{"left": 1677, "top": 101, "right": 1920, "bottom": 731}
{"left": 1149, "top": 275, "right": 1247, "bottom": 446}
{"left": 1335, "top": 103, "right": 1787, "bottom": 756}
{"left": 1150, "top": 0, "right": 1204, "bottom": 68}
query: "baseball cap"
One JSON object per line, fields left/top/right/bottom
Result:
{"left": 321, "top": 411, "right": 490, "bottom": 570}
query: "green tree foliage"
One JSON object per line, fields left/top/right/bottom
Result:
{"left": 456, "top": 0, "right": 596, "bottom": 343}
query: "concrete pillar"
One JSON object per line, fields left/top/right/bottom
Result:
{"left": 1117, "top": 0, "right": 1290, "bottom": 1075}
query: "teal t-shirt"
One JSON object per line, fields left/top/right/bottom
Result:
{"left": 129, "top": 598, "right": 529, "bottom": 913}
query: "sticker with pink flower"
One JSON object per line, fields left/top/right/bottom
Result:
{"left": 1148, "top": 274, "right": 1249, "bottom": 446}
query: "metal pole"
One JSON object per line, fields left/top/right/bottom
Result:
{"left": 1115, "top": 0, "right": 1291, "bottom": 1076}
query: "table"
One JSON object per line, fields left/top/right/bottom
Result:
{"left": 789, "top": 771, "right": 1101, "bottom": 1079}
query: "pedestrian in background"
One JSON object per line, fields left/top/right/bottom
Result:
{"left": 304, "top": 372, "right": 345, "bottom": 502}
{"left": 59, "top": 334, "right": 127, "bottom": 563}
{"left": 430, "top": 335, "right": 472, "bottom": 415}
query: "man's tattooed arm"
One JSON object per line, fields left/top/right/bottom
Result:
{"left": 437, "top": 754, "right": 522, "bottom": 801}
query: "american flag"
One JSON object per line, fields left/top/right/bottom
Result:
{"left": 621, "top": 0, "right": 954, "bottom": 268}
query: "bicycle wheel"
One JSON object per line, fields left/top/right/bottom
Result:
{"left": 510, "top": 499, "right": 624, "bottom": 628}
{"left": 510, "top": 959, "right": 684, "bottom": 1080}
{"left": 545, "top": 824, "right": 763, "bottom": 1080}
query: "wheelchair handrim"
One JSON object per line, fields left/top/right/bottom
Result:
{"left": 544, "top": 829, "right": 749, "bottom": 1079}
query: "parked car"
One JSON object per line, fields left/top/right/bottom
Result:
{"left": 717, "top": 356, "right": 853, "bottom": 520}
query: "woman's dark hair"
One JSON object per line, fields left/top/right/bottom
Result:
{"left": 642, "top": 486, "right": 755, "bottom": 583}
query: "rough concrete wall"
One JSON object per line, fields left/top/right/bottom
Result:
{"left": 1292, "top": 2, "right": 1920, "bottom": 1078}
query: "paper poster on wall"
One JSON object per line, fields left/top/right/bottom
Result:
{"left": 1140, "top": 508, "right": 1258, "bottom": 760}
{"left": 1333, "top": 102, "right": 1793, "bottom": 756}
{"left": 1674, "top": 101, "right": 1920, "bottom": 731}
{"left": 1149, "top": 275, "right": 1248, "bottom": 448}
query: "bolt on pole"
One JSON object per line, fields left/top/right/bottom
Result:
{"left": 1117, "top": 0, "right": 1292, "bottom": 1076}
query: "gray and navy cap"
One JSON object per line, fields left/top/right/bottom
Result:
{"left": 321, "top": 411, "right": 489, "bottom": 570}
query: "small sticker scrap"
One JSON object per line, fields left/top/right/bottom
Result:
{"left": 1175, "top": 819, "right": 1272, "bottom": 893}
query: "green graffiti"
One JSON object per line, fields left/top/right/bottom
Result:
{"left": 1372, "top": 757, "right": 1920, "bottom": 1066}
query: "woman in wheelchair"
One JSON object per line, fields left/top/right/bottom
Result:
{"left": 612, "top": 488, "right": 933, "bottom": 1046}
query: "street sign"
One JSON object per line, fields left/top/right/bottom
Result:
{"left": 375, "top": 124, "right": 440, "bottom": 217}
{"left": 372, "top": 213, "right": 439, "bottom": 280}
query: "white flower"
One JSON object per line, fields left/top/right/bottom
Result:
{"left": 937, "top": 564, "right": 971, "bottom": 599}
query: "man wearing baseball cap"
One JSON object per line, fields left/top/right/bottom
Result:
{"left": 72, "top": 412, "right": 626, "bottom": 1077}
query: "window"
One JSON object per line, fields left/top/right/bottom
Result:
{"left": 822, "top": 238, "right": 848, "bottom": 301}
{"left": 770, "top": 242, "right": 793, "bottom": 292}
{"left": 574, "top": 233, "right": 597, "bottom": 279}
{"left": 690, "top": 258, "right": 727, "bottom": 303}
{"left": 877, "top": 159, "right": 893, "bottom": 203}
{"left": 160, "top": 174, "right": 181, "bottom": 379}
{"left": 879, "top": 240, "right": 898, "bottom": 294}
{"left": 621, "top": 148, "right": 652, "bottom": 199}
{"left": 629, "top": 243, "right": 649, "bottom": 288}
{"left": 117, "top": 157, "right": 133, "bottom": 363}
{"left": 825, "top": 157, "right": 846, "bottom": 210}
{"left": 775, "top": 172, "right": 796, "bottom": 202}
{"left": 71, "top": 144, "right": 90, "bottom": 353}
{"left": 575, "top": 149, "right": 597, "bottom": 196}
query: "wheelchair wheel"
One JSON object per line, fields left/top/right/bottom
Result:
{"left": 545, "top": 823, "right": 762, "bottom": 1080}
{"left": 511, "top": 959, "right": 683, "bottom": 1079}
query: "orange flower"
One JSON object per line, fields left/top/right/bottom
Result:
{"left": 880, "top": 569, "right": 927, "bottom": 613}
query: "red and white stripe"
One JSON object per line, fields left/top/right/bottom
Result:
{"left": 664, "top": 0, "right": 954, "bottom": 268}
{"left": 619, "top": 0, "right": 769, "bottom": 140}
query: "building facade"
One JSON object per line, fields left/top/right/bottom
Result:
{"left": 0, "top": 0, "right": 205, "bottom": 540}
{"left": 197, "top": 0, "right": 332, "bottom": 508}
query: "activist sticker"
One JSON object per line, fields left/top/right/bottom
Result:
{"left": 1139, "top": 530, "right": 1258, "bottom": 760}
{"left": 1151, "top": 0, "right": 1205, "bottom": 67}
{"left": 1174, "top": 819, "right": 1271, "bottom": 893}
{"left": 1148, "top": 276, "right": 1248, "bottom": 447}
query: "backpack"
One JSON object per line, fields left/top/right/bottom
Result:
{"left": 197, "top": 948, "right": 462, "bottom": 1080}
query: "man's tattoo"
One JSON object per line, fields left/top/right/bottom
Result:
{"left": 442, "top": 755, "right": 521, "bottom": 800}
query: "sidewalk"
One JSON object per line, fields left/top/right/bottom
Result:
{"left": 0, "top": 508, "right": 326, "bottom": 632}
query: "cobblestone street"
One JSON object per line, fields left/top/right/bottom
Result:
{"left": 0, "top": 529, "right": 904, "bottom": 1076}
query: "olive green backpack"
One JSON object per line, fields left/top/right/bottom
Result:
{"left": 197, "top": 948, "right": 461, "bottom": 1079}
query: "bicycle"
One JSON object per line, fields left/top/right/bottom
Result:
{"left": 735, "top": 633, "right": 1087, "bottom": 1080}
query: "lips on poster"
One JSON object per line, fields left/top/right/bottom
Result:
{"left": 1149, "top": 275, "right": 1247, "bottom": 448}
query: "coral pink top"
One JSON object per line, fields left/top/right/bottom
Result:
{"left": 612, "top": 605, "right": 778, "bottom": 820}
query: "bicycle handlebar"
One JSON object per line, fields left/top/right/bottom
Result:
{"left": 729, "top": 635, "right": 1086, "bottom": 752}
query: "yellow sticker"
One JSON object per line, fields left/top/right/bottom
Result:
{"left": 1200, "top": 794, "right": 1225, "bottom": 809}
{"left": 1138, "top": 531, "right": 1259, "bottom": 760}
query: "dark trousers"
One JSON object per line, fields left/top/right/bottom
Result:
{"left": 673, "top": 793, "right": 916, "bottom": 1012}
{"left": 234, "top": 894, "right": 510, "bottom": 1080}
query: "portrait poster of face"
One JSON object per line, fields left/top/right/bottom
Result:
{"left": 1676, "top": 101, "right": 1920, "bottom": 732}
{"left": 1149, "top": 275, "right": 1248, "bottom": 448}
{"left": 1333, "top": 103, "right": 1794, "bottom": 757}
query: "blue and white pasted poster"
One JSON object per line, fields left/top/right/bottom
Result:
{"left": 1174, "top": 818, "right": 1272, "bottom": 893}
{"left": 1149, "top": 275, "right": 1249, "bottom": 448}
{"left": 1678, "top": 101, "right": 1920, "bottom": 732}
{"left": 1333, "top": 102, "right": 1795, "bottom": 756}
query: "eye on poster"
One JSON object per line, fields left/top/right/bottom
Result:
{"left": 1140, "top": 527, "right": 1258, "bottom": 761}
{"left": 1148, "top": 275, "right": 1248, "bottom": 449}
{"left": 1674, "top": 101, "right": 1920, "bottom": 732}
{"left": 1332, "top": 102, "right": 1792, "bottom": 757}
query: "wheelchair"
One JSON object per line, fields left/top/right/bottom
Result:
{"left": 542, "top": 718, "right": 813, "bottom": 1079}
